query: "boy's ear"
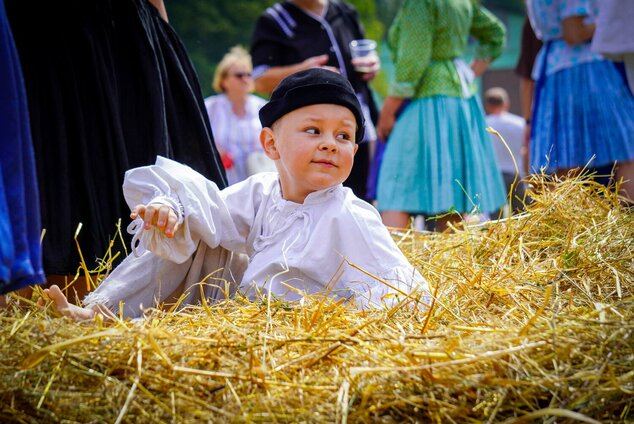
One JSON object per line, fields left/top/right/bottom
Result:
{"left": 260, "top": 127, "right": 281, "bottom": 160}
{"left": 353, "top": 143, "right": 359, "bottom": 156}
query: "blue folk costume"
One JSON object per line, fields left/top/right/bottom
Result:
{"left": 528, "top": 0, "right": 634, "bottom": 173}
{"left": 0, "top": 0, "right": 44, "bottom": 293}
{"left": 376, "top": 0, "right": 507, "bottom": 215}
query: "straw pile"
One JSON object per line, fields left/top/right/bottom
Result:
{"left": 1, "top": 177, "right": 633, "bottom": 423}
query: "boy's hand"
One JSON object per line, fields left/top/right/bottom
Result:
{"left": 130, "top": 203, "right": 179, "bottom": 238}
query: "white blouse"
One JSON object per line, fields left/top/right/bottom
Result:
{"left": 204, "top": 93, "right": 272, "bottom": 185}
{"left": 122, "top": 157, "right": 429, "bottom": 309}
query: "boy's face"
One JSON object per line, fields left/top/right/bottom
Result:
{"left": 260, "top": 103, "right": 358, "bottom": 203}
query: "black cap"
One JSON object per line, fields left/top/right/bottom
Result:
{"left": 259, "top": 68, "right": 365, "bottom": 142}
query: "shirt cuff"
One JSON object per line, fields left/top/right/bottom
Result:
{"left": 476, "top": 46, "right": 502, "bottom": 62}
{"left": 561, "top": 5, "right": 590, "bottom": 20}
{"left": 149, "top": 194, "right": 185, "bottom": 225}
{"left": 253, "top": 64, "right": 270, "bottom": 80}
{"left": 389, "top": 81, "right": 415, "bottom": 98}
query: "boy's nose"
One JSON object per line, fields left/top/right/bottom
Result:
{"left": 319, "top": 136, "right": 338, "bottom": 151}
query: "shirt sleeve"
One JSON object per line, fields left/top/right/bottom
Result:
{"left": 560, "top": 0, "right": 591, "bottom": 19}
{"left": 250, "top": 12, "right": 287, "bottom": 79}
{"left": 205, "top": 96, "right": 230, "bottom": 152}
{"left": 470, "top": 4, "right": 506, "bottom": 61}
{"left": 333, "top": 194, "right": 430, "bottom": 308}
{"left": 204, "top": 96, "right": 217, "bottom": 125}
{"left": 342, "top": 2, "right": 365, "bottom": 39}
{"left": 122, "top": 156, "right": 252, "bottom": 263}
{"left": 387, "top": 0, "right": 434, "bottom": 98}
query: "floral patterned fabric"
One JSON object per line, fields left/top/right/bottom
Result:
{"left": 528, "top": 0, "right": 603, "bottom": 76}
{"left": 388, "top": 0, "right": 505, "bottom": 98}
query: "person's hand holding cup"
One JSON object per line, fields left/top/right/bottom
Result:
{"left": 349, "top": 39, "right": 380, "bottom": 81}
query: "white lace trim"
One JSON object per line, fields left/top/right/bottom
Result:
{"left": 151, "top": 194, "right": 185, "bottom": 225}
{"left": 82, "top": 292, "right": 115, "bottom": 311}
{"left": 253, "top": 207, "right": 311, "bottom": 255}
{"left": 128, "top": 194, "right": 185, "bottom": 258}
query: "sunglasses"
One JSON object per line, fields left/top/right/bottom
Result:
{"left": 231, "top": 72, "right": 252, "bottom": 79}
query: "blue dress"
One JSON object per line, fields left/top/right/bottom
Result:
{"left": 0, "top": 0, "right": 44, "bottom": 293}
{"left": 376, "top": 0, "right": 507, "bottom": 215}
{"left": 528, "top": 0, "right": 634, "bottom": 172}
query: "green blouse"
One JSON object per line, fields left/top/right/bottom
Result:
{"left": 388, "top": 0, "right": 506, "bottom": 99}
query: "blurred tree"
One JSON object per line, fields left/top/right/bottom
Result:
{"left": 168, "top": 0, "right": 384, "bottom": 98}
{"left": 347, "top": 0, "right": 383, "bottom": 41}
{"left": 168, "top": 0, "right": 275, "bottom": 98}
{"left": 485, "top": 0, "right": 524, "bottom": 14}
{"left": 375, "top": 0, "right": 404, "bottom": 29}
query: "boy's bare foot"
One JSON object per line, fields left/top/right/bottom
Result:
{"left": 41, "top": 284, "right": 98, "bottom": 321}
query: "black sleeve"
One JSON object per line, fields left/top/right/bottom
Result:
{"left": 250, "top": 12, "right": 287, "bottom": 69}
{"left": 340, "top": 1, "right": 365, "bottom": 39}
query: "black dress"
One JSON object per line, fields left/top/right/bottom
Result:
{"left": 6, "top": 0, "right": 226, "bottom": 275}
{"left": 250, "top": 0, "right": 378, "bottom": 201}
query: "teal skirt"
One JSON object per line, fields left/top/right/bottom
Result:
{"left": 377, "top": 95, "right": 506, "bottom": 215}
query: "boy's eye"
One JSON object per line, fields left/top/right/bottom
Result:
{"left": 337, "top": 131, "right": 352, "bottom": 141}
{"left": 305, "top": 127, "right": 320, "bottom": 135}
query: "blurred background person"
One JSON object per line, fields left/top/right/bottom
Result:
{"left": 484, "top": 87, "right": 526, "bottom": 215}
{"left": 527, "top": 0, "right": 634, "bottom": 200}
{"left": 591, "top": 0, "right": 634, "bottom": 95}
{"left": 514, "top": 16, "right": 542, "bottom": 175}
{"left": 205, "top": 46, "right": 273, "bottom": 185}
{"left": 376, "top": 0, "right": 507, "bottom": 231}
{"left": 250, "top": 0, "right": 379, "bottom": 201}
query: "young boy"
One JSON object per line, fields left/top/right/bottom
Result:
{"left": 44, "top": 69, "right": 429, "bottom": 320}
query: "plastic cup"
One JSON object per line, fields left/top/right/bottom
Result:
{"left": 349, "top": 39, "right": 377, "bottom": 73}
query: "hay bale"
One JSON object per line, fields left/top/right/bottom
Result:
{"left": 1, "top": 177, "right": 632, "bottom": 423}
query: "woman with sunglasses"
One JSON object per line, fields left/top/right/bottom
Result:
{"left": 205, "top": 46, "right": 274, "bottom": 185}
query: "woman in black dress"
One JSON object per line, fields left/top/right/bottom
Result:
{"left": 6, "top": 0, "right": 226, "bottom": 287}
